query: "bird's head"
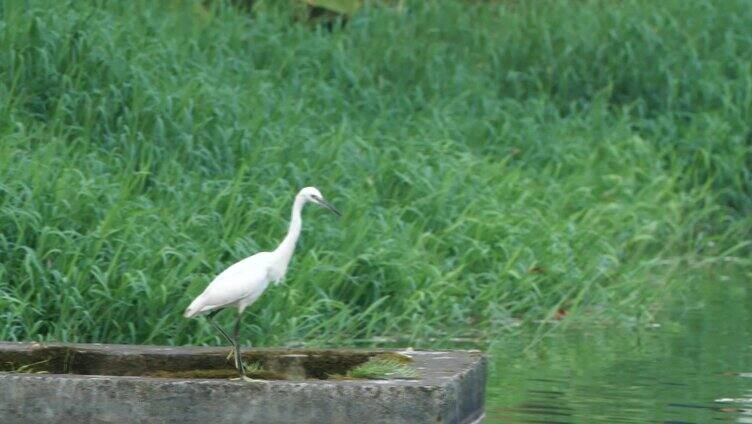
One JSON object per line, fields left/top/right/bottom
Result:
{"left": 299, "top": 186, "right": 341, "bottom": 216}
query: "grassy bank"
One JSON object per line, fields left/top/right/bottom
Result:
{"left": 0, "top": 0, "right": 750, "bottom": 347}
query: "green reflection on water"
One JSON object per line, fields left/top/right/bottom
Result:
{"left": 485, "top": 270, "right": 752, "bottom": 423}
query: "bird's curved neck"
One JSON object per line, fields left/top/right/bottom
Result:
{"left": 274, "top": 195, "right": 305, "bottom": 264}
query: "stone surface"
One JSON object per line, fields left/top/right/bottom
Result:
{"left": 0, "top": 342, "right": 485, "bottom": 423}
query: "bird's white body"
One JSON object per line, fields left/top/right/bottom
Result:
{"left": 183, "top": 187, "right": 338, "bottom": 319}
{"left": 183, "top": 252, "right": 275, "bottom": 317}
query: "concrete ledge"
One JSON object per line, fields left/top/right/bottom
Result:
{"left": 0, "top": 342, "right": 485, "bottom": 423}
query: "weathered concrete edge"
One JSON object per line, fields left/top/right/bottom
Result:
{"left": 440, "top": 354, "right": 487, "bottom": 424}
{"left": 0, "top": 342, "right": 487, "bottom": 423}
{"left": 0, "top": 341, "right": 485, "bottom": 386}
{"left": 0, "top": 372, "right": 449, "bottom": 423}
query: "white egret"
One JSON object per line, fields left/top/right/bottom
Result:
{"left": 183, "top": 186, "right": 340, "bottom": 378}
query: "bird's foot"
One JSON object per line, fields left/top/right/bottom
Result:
{"left": 230, "top": 375, "right": 265, "bottom": 383}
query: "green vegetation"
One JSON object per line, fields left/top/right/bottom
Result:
{"left": 344, "top": 359, "right": 417, "bottom": 380}
{"left": 296, "top": 0, "right": 361, "bottom": 16}
{"left": 0, "top": 0, "right": 749, "bottom": 349}
{"left": 338, "top": 353, "right": 417, "bottom": 380}
{"left": 1, "top": 358, "right": 51, "bottom": 374}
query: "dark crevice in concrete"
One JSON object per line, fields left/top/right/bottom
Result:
{"left": 0, "top": 344, "right": 416, "bottom": 380}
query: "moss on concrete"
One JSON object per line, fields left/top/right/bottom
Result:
{"left": 146, "top": 368, "right": 288, "bottom": 380}
{"left": 0, "top": 344, "right": 418, "bottom": 380}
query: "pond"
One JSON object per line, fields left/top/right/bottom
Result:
{"left": 484, "top": 269, "right": 752, "bottom": 423}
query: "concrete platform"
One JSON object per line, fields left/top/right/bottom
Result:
{"left": 0, "top": 342, "right": 485, "bottom": 423}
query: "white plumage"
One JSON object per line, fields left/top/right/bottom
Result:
{"left": 183, "top": 253, "right": 273, "bottom": 318}
{"left": 183, "top": 186, "right": 340, "bottom": 379}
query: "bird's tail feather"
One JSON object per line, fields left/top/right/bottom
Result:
{"left": 183, "top": 295, "right": 205, "bottom": 318}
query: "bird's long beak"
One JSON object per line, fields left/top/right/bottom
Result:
{"left": 317, "top": 198, "right": 341, "bottom": 217}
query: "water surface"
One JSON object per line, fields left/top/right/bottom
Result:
{"left": 484, "top": 271, "right": 752, "bottom": 423}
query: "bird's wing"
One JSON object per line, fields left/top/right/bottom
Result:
{"left": 184, "top": 253, "right": 272, "bottom": 317}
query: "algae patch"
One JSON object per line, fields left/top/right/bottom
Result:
{"left": 146, "top": 368, "right": 287, "bottom": 380}
{"left": 332, "top": 353, "right": 418, "bottom": 380}
{"left": 0, "top": 345, "right": 419, "bottom": 381}
{"left": 146, "top": 362, "right": 288, "bottom": 380}
{"left": 369, "top": 352, "right": 413, "bottom": 364}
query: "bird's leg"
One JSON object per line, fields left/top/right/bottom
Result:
{"left": 206, "top": 310, "right": 236, "bottom": 362}
{"left": 232, "top": 314, "right": 245, "bottom": 377}
{"left": 206, "top": 311, "right": 257, "bottom": 383}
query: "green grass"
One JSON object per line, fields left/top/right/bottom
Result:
{"left": 0, "top": 0, "right": 749, "bottom": 348}
{"left": 343, "top": 354, "right": 418, "bottom": 380}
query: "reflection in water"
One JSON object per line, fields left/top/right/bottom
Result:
{"left": 483, "top": 271, "right": 752, "bottom": 423}
{"left": 737, "top": 392, "right": 752, "bottom": 424}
